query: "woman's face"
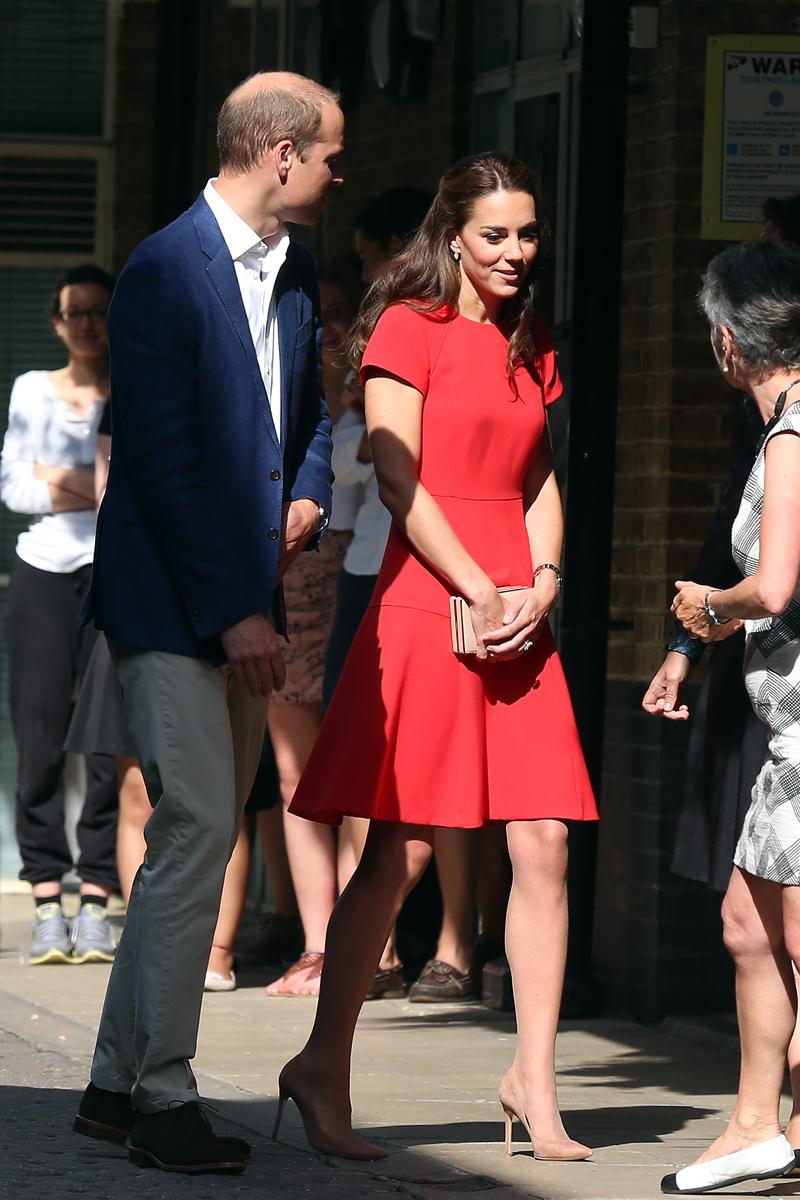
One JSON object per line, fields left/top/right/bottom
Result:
{"left": 319, "top": 280, "right": 353, "bottom": 365}
{"left": 354, "top": 229, "right": 391, "bottom": 284}
{"left": 451, "top": 189, "right": 539, "bottom": 304}
{"left": 52, "top": 282, "right": 110, "bottom": 361}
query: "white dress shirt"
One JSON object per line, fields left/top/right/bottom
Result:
{"left": 203, "top": 179, "right": 289, "bottom": 442}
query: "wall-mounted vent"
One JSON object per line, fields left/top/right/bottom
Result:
{"left": 0, "top": 144, "right": 111, "bottom": 266}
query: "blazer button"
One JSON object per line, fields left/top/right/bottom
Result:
{"left": 268, "top": 527, "right": 280, "bottom": 540}
{"left": 270, "top": 469, "right": 281, "bottom": 481}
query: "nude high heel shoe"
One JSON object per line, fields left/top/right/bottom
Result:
{"left": 273, "top": 1060, "right": 388, "bottom": 1161}
{"left": 498, "top": 1073, "right": 592, "bottom": 1162}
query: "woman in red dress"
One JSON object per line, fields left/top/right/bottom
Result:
{"left": 275, "top": 153, "right": 598, "bottom": 1164}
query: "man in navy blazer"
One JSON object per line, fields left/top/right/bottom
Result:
{"left": 74, "top": 72, "right": 342, "bottom": 1174}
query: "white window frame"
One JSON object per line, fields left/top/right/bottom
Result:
{"left": 472, "top": 0, "right": 581, "bottom": 326}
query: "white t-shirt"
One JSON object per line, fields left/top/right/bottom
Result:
{"left": 328, "top": 407, "right": 363, "bottom": 533}
{"left": 331, "top": 410, "right": 391, "bottom": 575}
{"left": 0, "top": 370, "right": 104, "bottom": 573}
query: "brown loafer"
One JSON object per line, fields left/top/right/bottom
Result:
{"left": 365, "top": 964, "right": 407, "bottom": 1000}
{"left": 408, "top": 958, "right": 480, "bottom": 1003}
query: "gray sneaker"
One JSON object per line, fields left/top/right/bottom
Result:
{"left": 70, "top": 903, "right": 116, "bottom": 964}
{"left": 29, "top": 902, "right": 71, "bottom": 965}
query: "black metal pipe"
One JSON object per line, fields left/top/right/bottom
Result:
{"left": 560, "top": 0, "right": 631, "bottom": 994}
{"left": 152, "top": 0, "right": 211, "bottom": 230}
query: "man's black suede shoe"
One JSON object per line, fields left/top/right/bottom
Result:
{"left": 74, "top": 1082, "right": 134, "bottom": 1145}
{"left": 128, "top": 1102, "right": 248, "bottom": 1174}
{"left": 74, "top": 1082, "right": 251, "bottom": 1160}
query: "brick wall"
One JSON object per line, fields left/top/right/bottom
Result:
{"left": 320, "top": 2, "right": 472, "bottom": 261}
{"left": 112, "top": 0, "right": 158, "bottom": 272}
{"left": 594, "top": 0, "right": 800, "bottom": 1018}
{"left": 112, "top": 1, "right": 469, "bottom": 270}
{"left": 113, "top": 0, "right": 258, "bottom": 272}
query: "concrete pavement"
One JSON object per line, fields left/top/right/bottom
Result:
{"left": 0, "top": 890, "right": 794, "bottom": 1200}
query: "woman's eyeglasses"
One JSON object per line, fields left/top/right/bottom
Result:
{"left": 58, "top": 307, "right": 108, "bottom": 324}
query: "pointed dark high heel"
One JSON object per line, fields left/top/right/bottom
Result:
{"left": 273, "top": 1061, "right": 388, "bottom": 1161}
{"left": 499, "top": 1073, "right": 592, "bottom": 1162}
{"left": 271, "top": 1089, "right": 289, "bottom": 1142}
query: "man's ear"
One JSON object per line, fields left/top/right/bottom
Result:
{"left": 274, "top": 139, "right": 294, "bottom": 183}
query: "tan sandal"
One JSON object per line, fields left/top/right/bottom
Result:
{"left": 264, "top": 951, "right": 324, "bottom": 996}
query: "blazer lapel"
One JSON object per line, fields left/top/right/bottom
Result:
{"left": 193, "top": 195, "right": 281, "bottom": 454}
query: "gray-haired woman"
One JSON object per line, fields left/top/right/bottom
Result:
{"left": 666, "top": 238, "right": 800, "bottom": 1194}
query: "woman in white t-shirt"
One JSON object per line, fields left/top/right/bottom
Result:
{"left": 1, "top": 264, "right": 119, "bottom": 965}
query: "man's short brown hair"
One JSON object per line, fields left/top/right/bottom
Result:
{"left": 217, "top": 72, "right": 340, "bottom": 173}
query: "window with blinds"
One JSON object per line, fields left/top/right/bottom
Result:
{"left": 0, "top": 1, "right": 107, "bottom": 139}
{"left": 0, "top": 151, "right": 102, "bottom": 258}
{"left": 0, "top": 0, "right": 114, "bottom": 880}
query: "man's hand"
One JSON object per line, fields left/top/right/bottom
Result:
{"left": 642, "top": 651, "right": 692, "bottom": 720}
{"left": 221, "top": 613, "right": 286, "bottom": 698}
{"left": 277, "top": 498, "right": 321, "bottom": 579}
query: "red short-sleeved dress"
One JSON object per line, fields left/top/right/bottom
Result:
{"left": 289, "top": 304, "right": 598, "bottom": 828}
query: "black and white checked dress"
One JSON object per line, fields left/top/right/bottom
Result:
{"left": 732, "top": 405, "right": 800, "bottom": 884}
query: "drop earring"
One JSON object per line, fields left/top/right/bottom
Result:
{"left": 450, "top": 248, "right": 461, "bottom": 263}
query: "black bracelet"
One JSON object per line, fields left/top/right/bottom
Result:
{"left": 533, "top": 562, "right": 562, "bottom": 592}
{"left": 666, "top": 629, "right": 705, "bottom": 665}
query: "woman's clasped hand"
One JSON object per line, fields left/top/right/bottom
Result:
{"left": 476, "top": 577, "right": 559, "bottom": 659}
{"left": 671, "top": 581, "right": 745, "bottom": 642}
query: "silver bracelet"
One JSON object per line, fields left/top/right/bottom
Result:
{"left": 533, "top": 562, "right": 562, "bottom": 592}
{"left": 703, "top": 590, "right": 730, "bottom": 626}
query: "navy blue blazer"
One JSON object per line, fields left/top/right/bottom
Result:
{"left": 86, "top": 193, "right": 333, "bottom": 658}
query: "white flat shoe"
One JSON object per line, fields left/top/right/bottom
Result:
{"left": 204, "top": 969, "right": 236, "bottom": 992}
{"left": 661, "top": 1134, "right": 794, "bottom": 1194}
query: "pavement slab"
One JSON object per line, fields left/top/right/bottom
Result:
{"left": 3, "top": 891, "right": 800, "bottom": 1200}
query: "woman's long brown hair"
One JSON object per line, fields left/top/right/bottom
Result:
{"left": 349, "top": 152, "right": 546, "bottom": 385}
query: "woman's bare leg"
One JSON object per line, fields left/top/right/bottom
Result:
{"left": 503, "top": 818, "right": 589, "bottom": 1156}
{"left": 115, "top": 757, "right": 148, "bottom": 905}
{"left": 280, "top": 821, "right": 434, "bottom": 1153}
{"left": 693, "top": 867, "right": 791, "bottom": 1163}
{"left": 256, "top": 805, "right": 298, "bottom": 918}
{"left": 337, "top": 815, "right": 367, "bottom": 893}
{"left": 267, "top": 701, "right": 336, "bottom": 994}
{"left": 339, "top": 816, "right": 400, "bottom": 970}
{"left": 207, "top": 821, "right": 251, "bottom": 980}
{"left": 785, "top": 969, "right": 800, "bottom": 1147}
{"left": 781, "top": 888, "right": 800, "bottom": 1150}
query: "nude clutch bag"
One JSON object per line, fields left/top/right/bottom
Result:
{"left": 449, "top": 587, "right": 528, "bottom": 655}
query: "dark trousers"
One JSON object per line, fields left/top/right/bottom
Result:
{"left": 322, "top": 570, "right": 378, "bottom": 710}
{"left": 7, "top": 556, "right": 118, "bottom": 888}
